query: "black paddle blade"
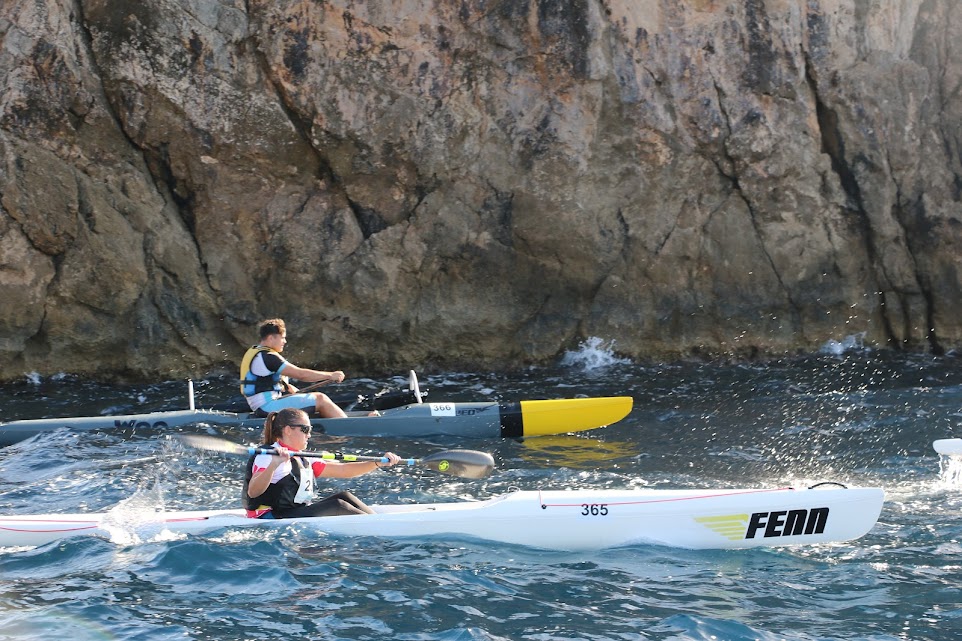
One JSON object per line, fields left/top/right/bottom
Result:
{"left": 175, "top": 434, "right": 251, "bottom": 457}
{"left": 419, "top": 449, "right": 496, "bottom": 479}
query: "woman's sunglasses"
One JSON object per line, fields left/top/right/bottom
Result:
{"left": 288, "top": 423, "right": 312, "bottom": 435}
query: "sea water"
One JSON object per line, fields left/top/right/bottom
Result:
{"left": 1, "top": 340, "right": 962, "bottom": 640}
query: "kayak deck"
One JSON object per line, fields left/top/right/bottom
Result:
{"left": 0, "top": 486, "right": 884, "bottom": 551}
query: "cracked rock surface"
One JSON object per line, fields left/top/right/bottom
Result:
{"left": 1, "top": 0, "right": 960, "bottom": 379}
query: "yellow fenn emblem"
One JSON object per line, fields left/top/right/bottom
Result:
{"left": 437, "top": 460, "right": 450, "bottom": 472}
{"left": 695, "top": 513, "right": 750, "bottom": 541}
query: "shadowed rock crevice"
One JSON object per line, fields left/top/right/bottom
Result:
{"left": 536, "top": 0, "right": 592, "bottom": 78}
{"left": 807, "top": 77, "right": 864, "bottom": 216}
{"left": 347, "top": 199, "right": 388, "bottom": 239}
{"left": 804, "top": 60, "right": 901, "bottom": 348}
{"left": 743, "top": 0, "right": 779, "bottom": 94}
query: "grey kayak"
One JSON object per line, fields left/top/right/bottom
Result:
{"left": 0, "top": 396, "right": 634, "bottom": 446}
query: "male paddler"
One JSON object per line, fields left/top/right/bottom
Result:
{"left": 239, "top": 318, "right": 349, "bottom": 418}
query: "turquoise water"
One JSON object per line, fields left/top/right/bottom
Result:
{"left": 1, "top": 345, "right": 962, "bottom": 640}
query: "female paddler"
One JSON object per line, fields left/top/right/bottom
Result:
{"left": 244, "top": 407, "right": 401, "bottom": 518}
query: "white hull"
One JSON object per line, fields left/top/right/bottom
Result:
{"left": 0, "top": 487, "right": 883, "bottom": 551}
{"left": 934, "top": 439, "right": 962, "bottom": 456}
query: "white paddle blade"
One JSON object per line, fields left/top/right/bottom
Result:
{"left": 176, "top": 434, "right": 251, "bottom": 457}
{"left": 409, "top": 370, "right": 423, "bottom": 404}
{"left": 934, "top": 439, "right": 962, "bottom": 456}
{"left": 419, "top": 450, "right": 495, "bottom": 479}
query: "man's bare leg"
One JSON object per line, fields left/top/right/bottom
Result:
{"left": 314, "top": 393, "right": 348, "bottom": 418}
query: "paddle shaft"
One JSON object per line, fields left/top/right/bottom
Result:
{"left": 174, "top": 434, "right": 495, "bottom": 479}
{"left": 247, "top": 447, "right": 414, "bottom": 465}
{"left": 283, "top": 378, "right": 334, "bottom": 396}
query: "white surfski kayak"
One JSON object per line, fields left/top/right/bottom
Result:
{"left": 0, "top": 486, "right": 883, "bottom": 551}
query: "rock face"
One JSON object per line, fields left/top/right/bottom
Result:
{"left": 1, "top": 0, "right": 961, "bottom": 380}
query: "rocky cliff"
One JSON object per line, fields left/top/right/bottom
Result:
{"left": 1, "top": 0, "right": 960, "bottom": 380}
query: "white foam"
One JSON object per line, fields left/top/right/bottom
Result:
{"left": 99, "top": 487, "right": 179, "bottom": 545}
{"left": 819, "top": 332, "right": 868, "bottom": 356}
{"left": 560, "top": 337, "right": 631, "bottom": 370}
{"left": 937, "top": 456, "right": 962, "bottom": 489}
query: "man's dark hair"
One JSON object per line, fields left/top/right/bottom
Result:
{"left": 258, "top": 318, "right": 286, "bottom": 340}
